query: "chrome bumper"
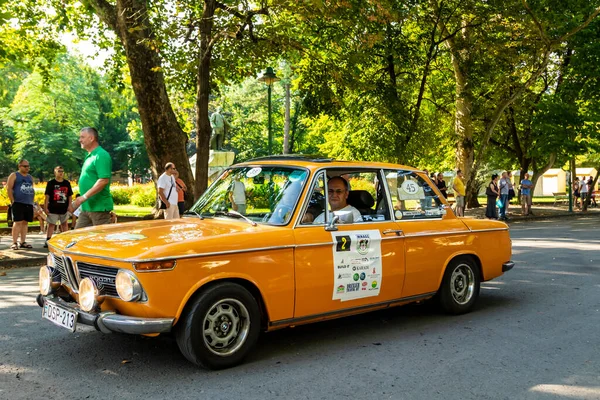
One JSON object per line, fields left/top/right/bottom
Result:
{"left": 502, "top": 261, "right": 515, "bottom": 272}
{"left": 37, "top": 294, "right": 174, "bottom": 335}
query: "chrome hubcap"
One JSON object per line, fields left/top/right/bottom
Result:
{"left": 450, "top": 264, "right": 475, "bottom": 305}
{"left": 202, "top": 298, "right": 250, "bottom": 356}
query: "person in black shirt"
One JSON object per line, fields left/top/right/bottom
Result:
{"left": 436, "top": 173, "right": 448, "bottom": 198}
{"left": 587, "top": 176, "right": 597, "bottom": 207}
{"left": 44, "top": 166, "right": 73, "bottom": 247}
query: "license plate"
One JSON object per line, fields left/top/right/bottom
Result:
{"left": 42, "top": 301, "right": 77, "bottom": 332}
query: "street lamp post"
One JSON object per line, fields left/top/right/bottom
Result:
{"left": 258, "top": 67, "right": 280, "bottom": 155}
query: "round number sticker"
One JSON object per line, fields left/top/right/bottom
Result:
{"left": 246, "top": 167, "right": 262, "bottom": 178}
{"left": 401, "top": 180, "right": 419, "bottom": 194}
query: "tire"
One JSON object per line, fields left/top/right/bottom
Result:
{"left": 438, "top": 257, "right": 480, "bottom": 315}
{"left": 175, "top": 282, "right": 261, "bottom": 369}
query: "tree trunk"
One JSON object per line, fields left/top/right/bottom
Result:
{"left": 194, "top": 0, "right": 216, "bottom": 201}
{"left": 283, "top": 83, "right": 291, "bottom": 154}
{"left": 85, "top": 0, "right": 195, "bottom": 208}
{"left": 531, "top": 153, "right": 556, "bottom": 196}
{"left": 451, "top": 54, "right": 478, "bottom": 208}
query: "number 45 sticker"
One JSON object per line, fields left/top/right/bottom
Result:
{"left": 336, "top": 235, "right": 352, "bottom": 252}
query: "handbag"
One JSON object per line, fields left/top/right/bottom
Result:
{"left": 160, "top": 182, "right": 174, "bottom": 209}
{"left": 496, "top": 199, "right": 503, "bottom": 208}
{"left": 485, "top": 185, "right": 495, "bottom": 197}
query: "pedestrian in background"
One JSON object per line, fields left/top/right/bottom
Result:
{"left": 33, "top": 202, "right": 47, "bottom": 234}
{"left": 452, "top": 169, "right": 465, "bottom": 217}
{"left": 587, "top": 176, "right": 597, "bottom": 207}
{"left": 44, "top": 166, "right": 73, "bottom": 247}
{"left": 435, "top": 173, "right": 447, "bottom": 206}
{"left": 68, "top": 127, "right": 114, "bottom": 227}
{"left": 158, "top": 162, "right": 179, "bottom": 219}
{"left": 507, "top": 171, "right": 515, "bottom": 213}
{"left": 573, "top": 177, "right": 580, "bottom": 209}
{"left": 498, "top": 171, "right": 510, "bottom": 221}
{"left": 520, "top": 172, "right": 533, "bottom": 216}
{"left": 485, "top": 174, "right": 499, "bottom": 219}
{"left": 229, "top": 175, "right": 247, "bottom": 214}
{"left": 6, "top": 160, "right": 35, "bottom": 249}
{"left": 173, "top": 169, "right": 187, "bottom": 217}
{"left": 70, "top": 194, "right": 81, "bottom": 229}
{"left": 579, "top": 176, "right": 588, "bottom": 209}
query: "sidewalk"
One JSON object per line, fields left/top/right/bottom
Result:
{"left": 1, "top": 204, "right": 598, "bottom": 269}
{"left": 0, "top": 232, "right": 49, "bottom": 269}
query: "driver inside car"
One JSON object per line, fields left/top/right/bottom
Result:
{"left": 313, "top": 176, "right": 362, "bottom": 224}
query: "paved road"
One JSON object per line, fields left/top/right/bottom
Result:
{"left": 1, "top": 217, "right": 599, "bottom": 400}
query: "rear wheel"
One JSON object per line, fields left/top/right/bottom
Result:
{"left": 175, "top": 282, "right": 261, "bottom": 369}
{"left": 438, "top": 257, "right": 480, "bottom": 314}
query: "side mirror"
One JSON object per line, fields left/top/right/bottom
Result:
{"left": 325, "top": 215, "right": 340, "bottom": 231}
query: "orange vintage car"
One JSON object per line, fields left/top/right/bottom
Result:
{"left": 38, "top": 157, "right": 514, "bottom": 369}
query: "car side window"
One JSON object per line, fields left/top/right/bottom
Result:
{"left": 301, "top": 170, "right": 391, "bottom": 224}
{"left": 384, "top": 169, "right": 445, "bottom": 220}
{"left": 300, "top": 172, "right": 326, "bottom": 224}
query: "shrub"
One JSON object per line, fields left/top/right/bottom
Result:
{"left": 130, "top": 185, "right": 156, "bottom": 207}
{"left": 247, "top": 182, "right": 281, "bottom": 209}
{"left": 34, "top": 189, "right": 46, "bottom": 206}
{"left": 111, "top": 186, "right": 133, "bottom": 205}
{"left": 348, "top": 178, "right": 377, "bottom": 199}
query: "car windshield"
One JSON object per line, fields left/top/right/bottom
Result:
{"left": 189, "top": 166, "right": 309, "bottom": 225}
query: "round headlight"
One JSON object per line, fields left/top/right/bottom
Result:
{"left": 116, "top": 270, "right": 142, "bottom": 302}
{"left": 78, "top": 278, "right": 99, "bottom": 312}
{"left": 39, "top": 266, "right": 52, "bottom": 295}
{"left": 47, "top": 253, "right": 55, "bottom": 268}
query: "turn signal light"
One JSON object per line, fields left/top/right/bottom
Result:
{"left": 133, "top": 260, "right": 176, "bottom": 272}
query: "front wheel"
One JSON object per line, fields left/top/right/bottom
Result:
{"left": 175, "top": 282, "right": 261, "bottom": 369}
{"left": 438, "top": 257, "right": 480, "bottom": 315}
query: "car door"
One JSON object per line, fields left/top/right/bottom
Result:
{"left": 293, "top": 169, "right": 406, "bottom": 319}
{"left": 384, "top": 169, "right": 471, "bottom": 298}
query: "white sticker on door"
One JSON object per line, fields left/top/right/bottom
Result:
{"left": 331, "top": 230, "right": 382, "bottom": 301}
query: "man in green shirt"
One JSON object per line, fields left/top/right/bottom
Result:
{"left": 68, "top": 127, "right": 114, "bottom": 228}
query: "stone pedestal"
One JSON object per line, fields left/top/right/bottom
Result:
{"left": 189, "top": 151, "right": 235, "bottom": 179}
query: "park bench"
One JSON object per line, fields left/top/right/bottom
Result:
{"left": 552, "top": 192, "right": 568, "bottom": 206}
{"left": 0, "top": 205, "right": 12, "bottom": 227}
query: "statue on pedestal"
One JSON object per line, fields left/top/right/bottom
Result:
{"left": 209, "top": 107, "right": 231, "bottom": 151}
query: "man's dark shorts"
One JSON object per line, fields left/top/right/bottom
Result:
{"left": 12, "top": 202, "right": 33, "bottom": 222}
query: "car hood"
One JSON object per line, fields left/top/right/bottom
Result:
{"left": 49, "top": 217, "right": 291, "bottom": 261}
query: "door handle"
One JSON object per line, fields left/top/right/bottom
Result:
{"left": 382, "top": 229, "right": 403, "bottom": 236}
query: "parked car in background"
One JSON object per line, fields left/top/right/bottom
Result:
{"left": 38, "top": 156, "right": 514, "bottom": 369}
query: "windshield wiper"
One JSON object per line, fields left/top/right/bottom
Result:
{"left": 214, "top": 210, "right": 257, "bottom": 226}
{"left": 183, "top": 210, "right": 203, "bottom": 220}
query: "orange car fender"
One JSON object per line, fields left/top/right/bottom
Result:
{"left": 436, "top": 251, "right": 482, "bottom": 290}
{"left": 173, "top": 272, "right": 267, "bottom": 324}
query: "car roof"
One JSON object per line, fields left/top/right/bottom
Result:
{"left": 237, "top": 155, "right": 419, "bottom": 172}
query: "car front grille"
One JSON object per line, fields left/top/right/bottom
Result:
{"left": 51, "top": 253, "right": 69, "bottom": 285}
{"left": 50, "top": 254, "right": 119, "bottom": 298}
{"left": 51, "top": 254, "right": 79, "bottom": 291}
{"left": 77, "top": 262, "right": 119, "bottom": 298}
